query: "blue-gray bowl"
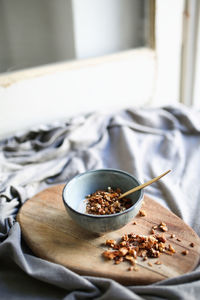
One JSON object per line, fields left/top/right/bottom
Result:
{"left": 62, "top": 169, "right": 144, "bottom": 234}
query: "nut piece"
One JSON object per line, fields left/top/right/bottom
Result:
{"left": 148, "top": 262, "right": 153, "bottom": 267}
{"left": 115, "top": 260, "right": 121, "bottom": 265}
{"left": 170, "top": 234, "right": 175, "bottom": 238}
{"left": 143, "top": 256, "right": 148, "bottom": 261}
{"left": 181, "top": 250, "right": 189, "bottom": 255}
{"left": 176, "top": 238, "right": 181, "bottom": 242}
{"left": 102, "top": 251, "right": 117, "bottom": 260}
{"left": 168, "top": 244, "right": 176, "bottom": 253}
{"left": 190, "top": 242, "right": 194, "bottom": 247}
{"left": 132, "top": 221, "right": 137, "bottom": 225}
{"left": 159, "top": 222, "right": 168, "bottom": 232}
{"left": 125, "top": 255, "right": 135, "bottom": 262}
{"left": 128, "top": 249, "right": 137, "bottom": 258}
{"left": 119, "top": 247, "right": 128, "bottom": 256}
{"left": 139, "top": 210, "right": 146, "bottom": 217}
{"left": 106, "top": 239, "right": 116, "bottom": 247}
{"left": 155, "top": 260, "right": 162, "bottom": 265}
{"left": 155, "top": 234, "right": 166, "bottom": 243}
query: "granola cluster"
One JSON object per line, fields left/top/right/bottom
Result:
{"left": 102, "top": 214, "right": 193, "bottom": 271}
{"left": 85, "top": 187, "right": 132, "bottom": 215}
{"left": 101, "top": 206, "right": 194, "bottom": 271}
{"left": 103, "top": 232, "right": 175, "bottom": 267}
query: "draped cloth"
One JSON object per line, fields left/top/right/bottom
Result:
{"left": 1, "top": 105, "right": 200, "bottom": 299}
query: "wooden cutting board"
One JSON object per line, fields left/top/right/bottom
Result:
{"left": 17, "top": 184, "right": 200, "bottom": 285}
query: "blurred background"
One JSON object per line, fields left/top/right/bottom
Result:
{"left": 0, "top": 0, "right": 199, "bottom": 137}
{"left": 0, "top": 0, "right": 148, "bottom": 70}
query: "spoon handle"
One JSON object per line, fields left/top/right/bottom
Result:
{"left": 119, "top": 170, "right": 171, "bottom": 199}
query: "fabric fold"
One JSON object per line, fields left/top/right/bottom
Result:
{"left": 0, "top": 104, "right": 200, "bottom": 299}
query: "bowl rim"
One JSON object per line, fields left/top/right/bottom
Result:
{"left": 62, "top": 168, "right": 144, "bottom": 219}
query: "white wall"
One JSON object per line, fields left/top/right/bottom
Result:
{"left": 0, "top": 49, "right": 155, "bottom": 139}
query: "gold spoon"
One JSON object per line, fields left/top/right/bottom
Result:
{"left": 118, "top": 170, "right": 171, "bottom": 199}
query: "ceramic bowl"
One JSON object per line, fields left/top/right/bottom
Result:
{"left": 62, "top": 169, "right": 144, "bottom": 234}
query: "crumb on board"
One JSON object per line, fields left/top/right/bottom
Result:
{"left": 159, "top": 222, "right": 168, "bottom": 232}
{"left": 181, "top": 250, "right": 189, "bottom": 255}
{"left": 143, "top": 256, "right": 148, "bottom": 261}
{"left": 139, "top": 210, "right": 146, "bottom": 217}
{"left": 168, "top": 244, "right": 176, "bottom": 253}
{"left": 102, "top": 232, "right": 177, "bottom": 269}
{"left": 102, "top": 219, "right": 189, "bottom": 270}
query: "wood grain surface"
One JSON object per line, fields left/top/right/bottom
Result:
{"left": 17, "top": 184, "right": 200, "bottom": 285}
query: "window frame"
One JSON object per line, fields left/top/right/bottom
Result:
{"left": 180, "top": 0, "right": 200, "bottom": 107}
{"left": 0, "top": 1, "right": 188, "bottom": 138}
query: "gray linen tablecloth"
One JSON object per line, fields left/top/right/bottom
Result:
{"left": 0, "top": 105, "right": 200, "bottom": 299}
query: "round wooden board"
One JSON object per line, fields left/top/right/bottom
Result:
{"left": 17, "top": 184, "right": 200, "bottom": 285}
